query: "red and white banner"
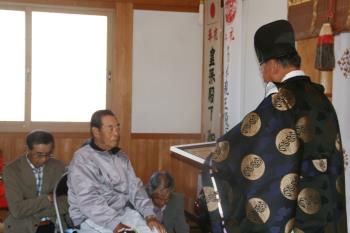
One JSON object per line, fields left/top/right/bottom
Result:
{"left": 333, "top": 32, "right": 350, "bottom": 229}
{"left": 203, "top": 0, "right": 223, "bottom": 141}
{"left": 223, "top": 0, "right": 242, "bottom": 133}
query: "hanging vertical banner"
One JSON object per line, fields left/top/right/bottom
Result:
{"left": 203, "top": 0, "right": 223, "bottom": 141}
{"left": 223, "top": 0, "right": 242, "bottom": 133}
{"left": 333, "top": 32, "right": 350, "bottom": 229}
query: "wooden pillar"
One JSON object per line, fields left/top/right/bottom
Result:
{"left": 296, "top": 38, "right": 333, "bottom": 100}
{"left": 319, "top": 71, "right": 333, "bottom": 100}
{"left": 111, "top": 2, "right": 133, "bottom": 154}
{"left": 296, "top": 38, "right": 320, "bottom": 83}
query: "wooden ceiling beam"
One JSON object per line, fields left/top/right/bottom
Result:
{"left": 0, "top": 0, "right": 115, "bottom": 8}
{"left": 0, "top": 0, "right": 200, "bottom": 12}
{"left": 132, "top": 0, "right": 199, "bottom": 12}
{"left": 133, "top": 3, "right": 199, "bottom": 12}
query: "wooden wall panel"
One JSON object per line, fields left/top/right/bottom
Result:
{"left": 0, "top": 132, "right": 202, "bottom": 206}
{"left": 170, "top": 154, "right": 202, "bottom": 215}
{"left": 0, "top": 132, "right": 89, "bottom": 166}
{"left": 129, "top": 134, "right": 202, "bottom": 183}
{"left": 296, "top": 38, "right": 320, "bottom": 83}
{"left": 296, "top": 38, "right": 333, "bottom": 99}
{"left": 129, "top": 134, "right": 203, "bottom": 215}
{"left": 53, "top": 133, "right": 90, "bottom": 165}
{"left": 0, "top": 133, "right": 25, "bottom": 163}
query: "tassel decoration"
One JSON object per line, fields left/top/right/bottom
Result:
{"left": 315, "top": 22, "right": 335, "bottom": 71}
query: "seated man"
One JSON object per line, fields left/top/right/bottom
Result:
{"left": 3, "top": 130, "right": 67, "bottom": 233}
{"left": 147, "top": 171, "right": 189, "bottom": 233}
{"left": 67, "top": 109, "right": 165, "bottom": 233}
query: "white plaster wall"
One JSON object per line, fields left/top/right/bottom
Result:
{"left": 240, "top": 0, "right": 288, "bottom": 116}
{"left": 132, "top": 2, "right": 288, "bottom": 133}
{"left": 132, "top": 10, "right": 203, "bottom": 133}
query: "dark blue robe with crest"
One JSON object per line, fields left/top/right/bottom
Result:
{"left": 202, "top": 76, "right": 347, "bottom": 233}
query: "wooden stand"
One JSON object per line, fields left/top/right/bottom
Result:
{"left": 170, "top": 142, "right": 215, "bottom": 215}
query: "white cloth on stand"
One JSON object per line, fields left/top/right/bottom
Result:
{"left": 333, "top": 32, "right": 350, "bottom": 232}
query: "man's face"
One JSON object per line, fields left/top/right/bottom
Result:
{"left": 27, "top": 143, "right": 53, "bottom": 168}
{"left": 152, "top": 189, "right": 171, "bottom": 208}
{"left": 259, "top": 59, "right": 274, "bottom": 83}
{"left": 93, "top": 115, "right": 120, "bottom": 151}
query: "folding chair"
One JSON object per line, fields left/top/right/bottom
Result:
{"left": 53, "top": 172, "right": 77, "bottom": 233}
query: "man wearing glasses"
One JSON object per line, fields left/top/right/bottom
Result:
{"left": 3, "top": 129, "right": 66, "bottom": 233}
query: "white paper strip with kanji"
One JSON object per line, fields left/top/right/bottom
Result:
{"left": 333, "top": 32, "right": 350, "bottom": 228}
{"left": 203, "top": 0, "right": 223, "bottom": 141}
{"left": 223, "top": 0, "right": 242, "bottom": 133}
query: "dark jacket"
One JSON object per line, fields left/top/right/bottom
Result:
{"left": 3, "top": 155, "right": 67, "bottom": 233}
{"left": 163, "top": 192, "right": 189, "bottom": 233}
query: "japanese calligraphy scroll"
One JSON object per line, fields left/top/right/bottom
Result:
{"left": 203, "top": 0, "right": 223, "bottom": 141}
{"left": 223, "top": 0, "right": 242, "bottom": 133}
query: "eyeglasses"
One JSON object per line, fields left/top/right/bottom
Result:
{"left": 29, "top": 152, "right": 53, "bottom": 159}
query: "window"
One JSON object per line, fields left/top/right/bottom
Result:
{"left": 0, "top": 10, "right": 25, "bottom": 121}
{"left": 0, "top": 5, "right": 113, "bottom": 131}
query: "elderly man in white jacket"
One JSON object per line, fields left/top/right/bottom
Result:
{"left": 67, "top": 110, "right": 166, "bottom": 233}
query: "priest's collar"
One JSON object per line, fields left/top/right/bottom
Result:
{"left": 281, "top": 70, "right": 305, "bottom": 82}
{"left": 265, "top": 70, "right": 305, "bottom": 97}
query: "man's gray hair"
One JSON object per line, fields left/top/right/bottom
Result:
{"left": 147, "top": 171, "right": 174, "bottom": 195}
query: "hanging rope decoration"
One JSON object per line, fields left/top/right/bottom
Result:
{"left": 315, "top": 0, "right": 336, "bottom": 71}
